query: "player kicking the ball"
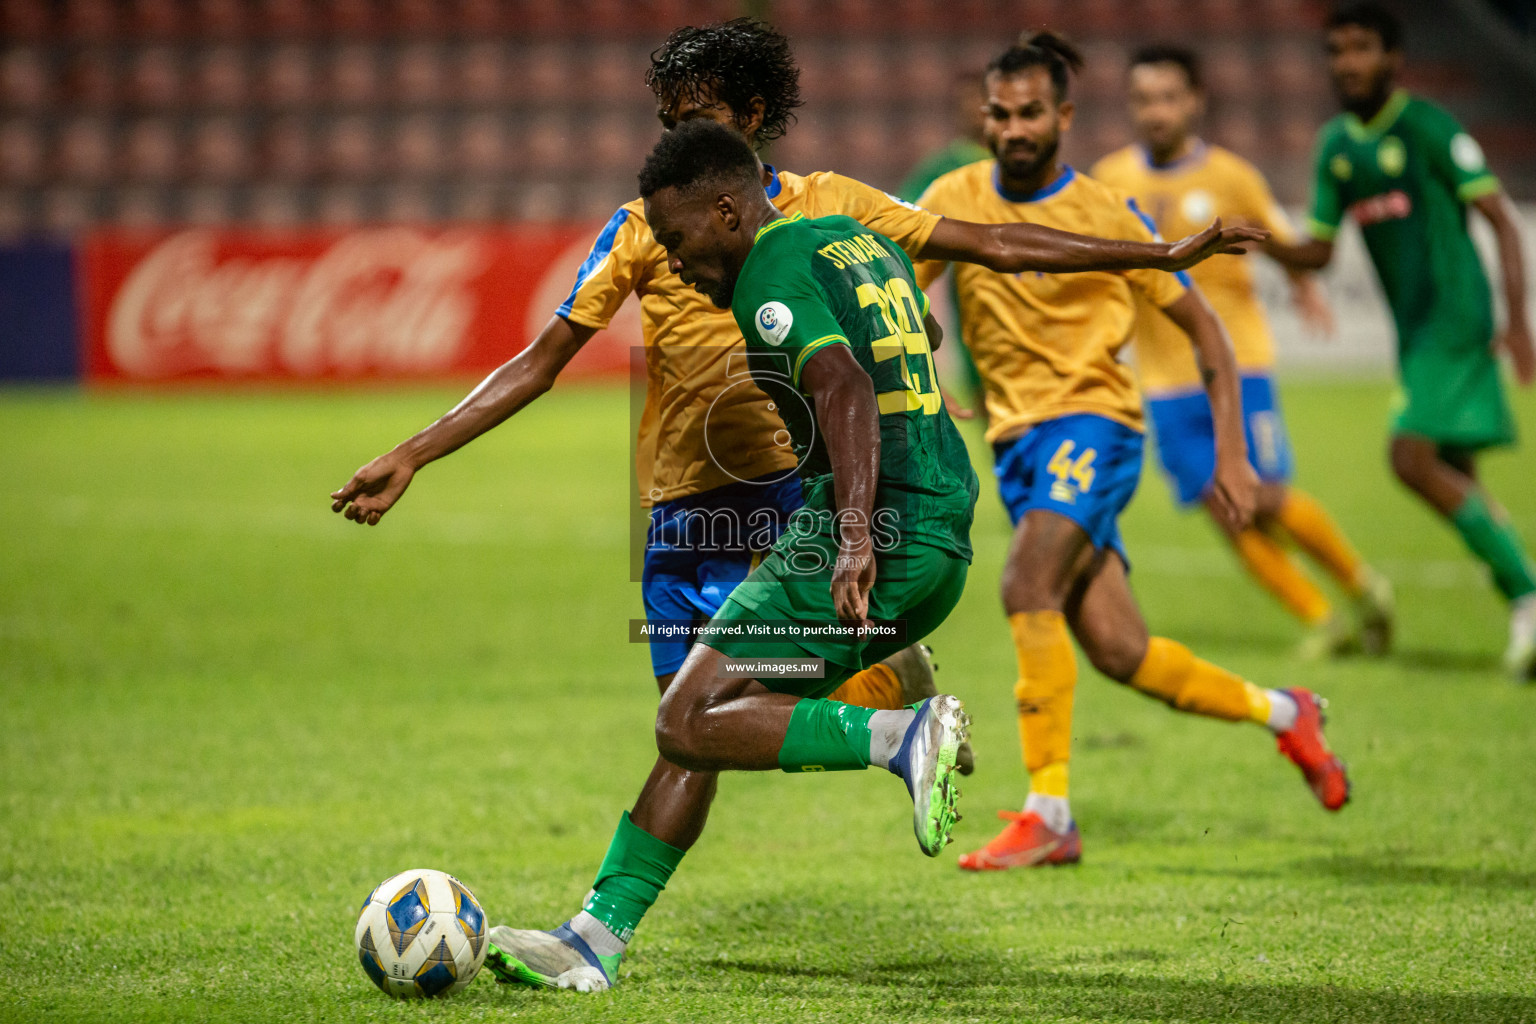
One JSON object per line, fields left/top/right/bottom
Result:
{"left": 915, "top": 35, "right": 1350, "bottom": 872}
{"left": 488, "top": 120, "right": 979, "bottom": 990}
{"left": 331, "top": 19, "right": 1265, "bottom": 989}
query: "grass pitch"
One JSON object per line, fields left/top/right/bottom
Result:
{"left": 2, "top": 378, "right": 1534, "bottom": 1023}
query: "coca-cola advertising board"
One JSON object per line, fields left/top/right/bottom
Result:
{"left": 80, "top": 226, "right": 643, "bottom": 382}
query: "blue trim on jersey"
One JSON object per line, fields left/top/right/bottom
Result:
{"left": 994, "top": 165, "right": 1075, "bottom": 203}
{"left": 556, "top": 208, "right": 629, "bottom": 319}
{"left": 1125, "top": 197, "right": 1192, "bottom": 288}
{"left": 764, "top": 165, "right": 782, "bottom": 199}
{"left": 1139, "top": 140, "right": 1209, "bottom": 173}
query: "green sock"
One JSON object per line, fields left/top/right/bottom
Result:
{"left": 1452, "top": 491, "right": 1536, "bottom": 601}
{"left": 776, "top": 699, "right": 876, "bottom": 773}
{"left": 582, "top": 811, "right": 686, "bottom": 943}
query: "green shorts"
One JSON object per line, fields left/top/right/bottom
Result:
{"left": 704, "top": 534, "right": 969, "bottom": 700}
{"left": 1394, "top": 338, "right": 1516, "bottom": 450}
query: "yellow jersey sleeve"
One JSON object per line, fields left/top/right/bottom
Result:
{"left": 911, "top": 176, "right": 955, "bottom": 290}
{"left": 804, "top": 171, "right": 942, "bottom": 258}
{"left": 1231, "top": 159, "right": 1297, "bottom": 245}
{"left": 555, "top": 202, "right": 654, "bottom": 330}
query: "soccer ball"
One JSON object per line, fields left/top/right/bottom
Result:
{"left": 354, "top": 868, "right": 488, "bottom": 998}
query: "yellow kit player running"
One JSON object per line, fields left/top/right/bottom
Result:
{"left": 332, "top": 20, "right": 1262, "bottom": 984}
{"left": 916, "top": 35, "right": 1351, "bottom": 871}
{"left": 1092, "top": 44, "right": 1393, "bottom": 659}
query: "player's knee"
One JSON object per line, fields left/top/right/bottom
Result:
{"left": 1083, "top": 629, "right": 1147, "bottom": 683}
{"left": 653, "top": 688, "right": 705, "bottom": 769}
{"left": 1000, "top": 561, "right": 1068, "bottom": 614}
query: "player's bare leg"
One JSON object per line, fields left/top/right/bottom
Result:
{"left": 1391, "top": 434, "right": 1536, "bottom": 679}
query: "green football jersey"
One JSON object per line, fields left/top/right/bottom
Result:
{"left": 730, "top": 212, "right": 979, "bottom": 561}
{"left": 1307, "top": 90, "right": 1501, "bottom": 353}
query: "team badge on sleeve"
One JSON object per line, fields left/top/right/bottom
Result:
{"left": 756, "top": 301, "right": 793, "bottom": 346}
{"left": 1451, "top": 133, "right": 1486, "bottom": 174}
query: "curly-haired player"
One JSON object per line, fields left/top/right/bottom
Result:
{"left": 330, "top": 19, "right": 1264, "bottom": 990}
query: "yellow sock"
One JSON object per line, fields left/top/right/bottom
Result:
{"left": 1129, "top": 637, "right": 1264, "bottom": 724}
{"left": 1275, "top": 489, "right": 1366, "bottom": 596}
{"left": 1233, "top": 528, "right": 1332, "bottom": 625}
{"left": 1009, "top": 610, "right": 1077, "bottom": 798}
{"left": 828, "top": 663, "right": 904, "bottom": 710}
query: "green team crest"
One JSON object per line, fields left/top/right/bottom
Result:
{"left": 1377, "top": 137, "right": 1406, "bottom": 177}
{"left": 1330, "top": 153, "right": 1353, "bottom": 181}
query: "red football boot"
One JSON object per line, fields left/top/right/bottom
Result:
{"left": 957, "top": 810, "right": 1081, "bottom": 871}
{"left": 1275, "top": 688, "right": 1350, "bottom": 811}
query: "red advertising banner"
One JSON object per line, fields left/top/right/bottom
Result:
{"left": 79, "top": 226, "right": 642, "bottom": 382}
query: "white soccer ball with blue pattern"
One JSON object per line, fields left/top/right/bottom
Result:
{"left": 354, "top": 868, "right": 488, "bottom": 998}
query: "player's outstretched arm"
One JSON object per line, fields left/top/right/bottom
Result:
{"left": 1160, "top": 289, "right": 1258, "bottom": 530}
{"left": 1473, "top": 190, "right": 1535, "bottom": 386}
{"left": 800, "top": 344, "right": 881, "bottom": 626}
{"left": 918, "top": 216, "right": 1267, "bottom": 275}
{"left": 330, "top": 316, "right": 596, "bottom": 525}
{"left": 1265, "top": 235, "right": 1335, "bottom": 273}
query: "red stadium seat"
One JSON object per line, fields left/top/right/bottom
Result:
{"left": 61, "top": 49, "right": 117, "bottom": 109}
{"left": 0, "top": 119, "right": 45, "bottom": 184}
{"left": 381, "top": 180, "right": 436, "bottom": 223}
{"left": 454, "top": 112, "right": 508, "bottom": 175}
{"left": 316, "top": 183, "right": 371, "bottom": 225}
{"left": 328, "top": 43, "right": 382, "bottom": 107}
{"left": 0, "top": 189, "right": 25, "bottom": 238}
{"left": 187, "top": 116, "right": 250, "bottom": 182}
{"left": 447, "top": 180, "right": 502, "bottom": 223}
{"left": 323, "top": 115, "right": 380, "bottom": 178}
{"left": 394, "top": 42, "right": 447, "bottom": 105}
{"left": 112, "top": 185, "right": 172, "bottom": 228}
{"left": 260, "top": 0, "right": 315, "bottom": 38}
{"left": 1, "top": 47, "right": 54, "bottom": 110}
{"left": 61, "top": 0, "right": 116, "bottom": 42}
{"left": 457, "top": 42, "right": 507, "bottom": 104}
{"left": 262, "top": 45, "right": 318, "bottom": 107}
{"left": 194, "top": 46, "right": 252, "bottom": 109}
{"left": 126, "top": 46, "right": 183, "bottom": 109}
{"left": 55, "top": 115, "right": 114, "bottom": 183}
{"left": 391, "top": 113, "right": 445, "bottom": 176}
{"left": 517, "top": 43, "right": 572, "bottom": 105}
{"left": 524, "top": 114, "right": 574, "bottom": 174}
{"left": 41, "top": 184, "right": 97, "bottom": 233}
{"left": 121, "top": 117, "right": 182, "bottom": 181}
{"left": 194, "top": 0, "right": 248, "bottom": 39}
{"left": 248, "top": 183, "right": 305, "bottom": 227}
{"left": 130, "top": 0, "right": 185, "bottom": 39}
{"left": 1, "top": 0, "right": 52, "bottom": 42}
{"left": 261, "top": 115, "right": 316, "bottom": 179}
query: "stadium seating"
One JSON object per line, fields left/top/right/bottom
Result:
{"left": 0, "top": 0, "right": 1528, "bottom": 234}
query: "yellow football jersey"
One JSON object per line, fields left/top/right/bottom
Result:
{"left": 559, "top": 168, "right": 940, "bottom": 505}
{"left": 915, "top": 161, "right": 1188, "bottom": 443}
{"left": 1090, "top": 143, "right": 1295, "bottom": 394}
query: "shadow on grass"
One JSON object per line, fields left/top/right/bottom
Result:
{"left": 702, "top": 960, "right": 1535, "bottom": 1023}
{"left": 1297, "top": 854, "right": 1536, "bottom": 891}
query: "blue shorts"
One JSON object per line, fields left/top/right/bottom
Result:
{"left": 641, "top": 473, "right": 804, "bottom": 676}
{"left": 992, "top": 413, "right": 1144, "bottom": 566}
{"left": 1146, "top": 374, "right": 1294, "bottom": 507}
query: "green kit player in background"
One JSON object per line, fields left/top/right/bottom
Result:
{"left": 484, "top": 119, "right": 978, "bottom": 990}
{"left": 1268, "top": 3, "right": 1536, "bottom": 679}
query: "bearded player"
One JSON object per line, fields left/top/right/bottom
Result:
{"left": 915, "top": 34, "right": 1350, "bottom": 872}
{"left": 1091, "top": 44, "right": 1394, "bottom": 659}
{"left": 331, "top": 20, "right": 1264, "bottom": 982}
{"left": 1265, "top": 3, "right": 1536, "bottom": 680}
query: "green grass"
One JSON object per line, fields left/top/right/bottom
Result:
{"left": 2, "top": 378, "right": 1534, "bottom": 1023}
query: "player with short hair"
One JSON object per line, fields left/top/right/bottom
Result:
{"left": 331, "top": 20, "right": 1262, "bottom": 987}
{"left": 1091, "top": 44, "right": 1394, "bottom": 659}
{"left": 486, "top": 118, "right": 979, "bottom": 991}
{"left": 1265, "top": 2, "right": 1536, "bottom": 679}
{"left": 915, "top": 34, "right": 1351, "bottom": 872}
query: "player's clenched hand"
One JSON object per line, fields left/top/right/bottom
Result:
{"left": 330, "top": 452, "right": 416, "bottom": 526}
{"left": 1164, "top": 218, "right": 1269, "bottom": 271}
{"left": 1210, "top": 458, "right": 1260, "bottom": 532}
{"left": 831, "top": 533, "right": 877, "bottom": 632}
{"left": 1497, "top": 322, "right": 1536, "bottom": 386}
